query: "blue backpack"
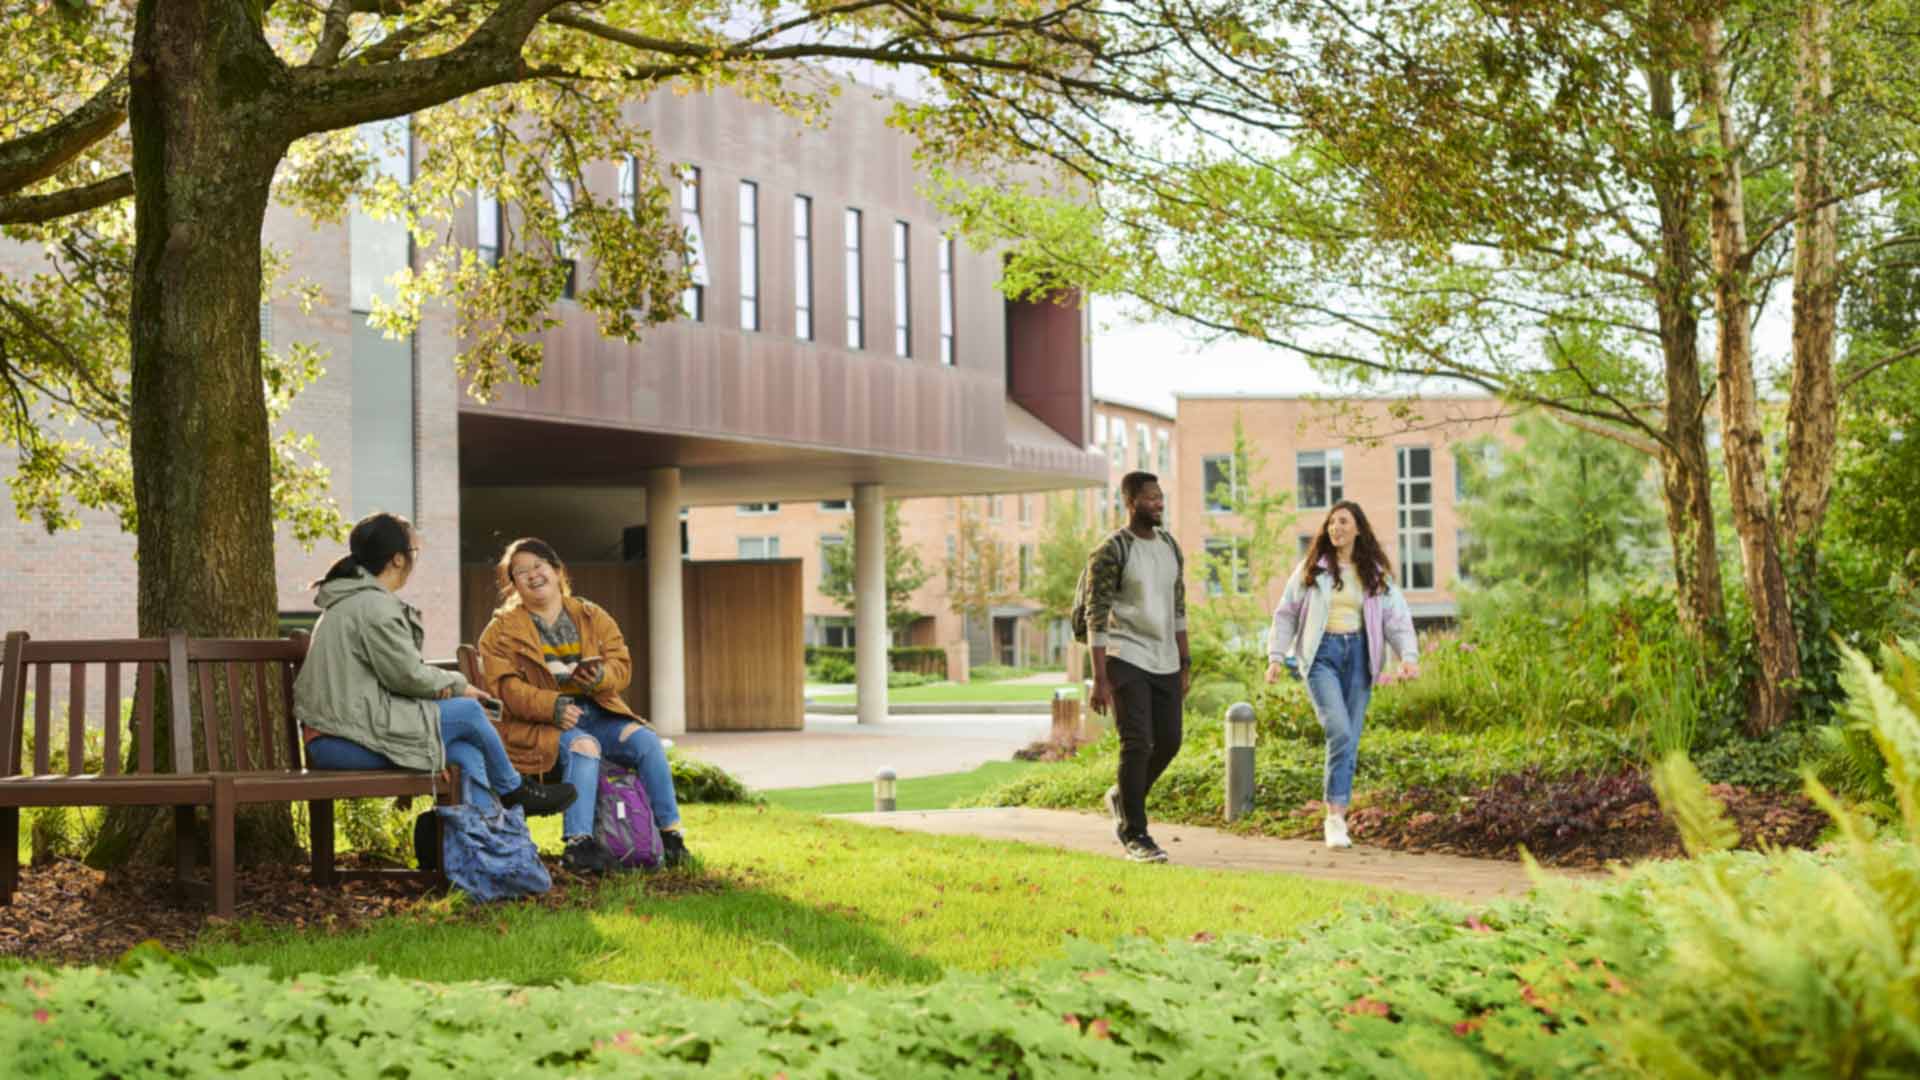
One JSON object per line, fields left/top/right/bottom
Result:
{"left": 432, "top": 802, "right": 552, "bottom": 902}
{"left": 594, "top": 765, "right": 663, "bottom": 869}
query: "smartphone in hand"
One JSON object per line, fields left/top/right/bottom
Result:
{"left": 571, "top": 656, "right": 604, "bottom": 683}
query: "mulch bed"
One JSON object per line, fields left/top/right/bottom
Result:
{"left": 0, "top": 854, "right": 719, "bottom": 968}
{"left": 1322, "top": 767, "right": 1829, "bottom": 868}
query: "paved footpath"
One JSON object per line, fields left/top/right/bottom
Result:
{"left": 834, "top": 807, "right": 1601, "bottom": 903}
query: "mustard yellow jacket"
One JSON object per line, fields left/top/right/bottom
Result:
{"left": 476, "top": 596, "right": 643, "bottom": 775}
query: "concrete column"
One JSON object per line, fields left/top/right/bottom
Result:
{"left": 646, "top": 468, "right": 686, "bottom": 735}
{"left": 853, "top": 482, "right": 888, "bottom": 725}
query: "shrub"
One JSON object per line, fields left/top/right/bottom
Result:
{"left": 809, "top": 655, "right": 856, "bottom": 684}
{"left": 666, "top": 752, "right": 758, "bottom": 805}
{"left": 887, "top": 671, "right": 935, "bottom": 689}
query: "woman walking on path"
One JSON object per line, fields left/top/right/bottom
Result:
{"left": 1266, "top": 501, "right": 1419, "bottom": 848}
{"left": 294, "top": 513, "right": 576, "bottom": 817}
{"left": 477, "top": 538, "right": 690, "bottom": 872}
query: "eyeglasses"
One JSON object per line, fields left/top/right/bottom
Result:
{"left": 511, "top": 564, "right": 553, "bottom": 582}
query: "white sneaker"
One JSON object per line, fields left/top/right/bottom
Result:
{"left": 1324, "top": 814, "right": 1352, "bottom": 849}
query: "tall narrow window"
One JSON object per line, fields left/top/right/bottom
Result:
{"left": 738, "top": 180, "right": 760, "bottom": 331}
{"left": 1397, "top": 446, "right": 1436, "bottom": 589}
{"left": 1157, "top": 430, "right": 1171, "bottom": 475}
{"left": 938, "top": 234, "right": 956, "bottom": 365}
{"left": 793, "top": 194, "right": 813, "bottom": 341}
{"left": 549, "top": 164, "right": 575, "bottom": 300}
{"left": 1136, "top": 423, "right": 1151, "bottom": 468}
{"left": 475, "top": 188, "right": 501, "bottom": 266}
{"left": 617, "top": 155, "right": 638, "bottom": 219}
{"left": 1296, "top": 450, "right": 1345, "bottom": 509}
{"left": 892, "top": 220, "right": 912, "bottom": 357}
{"left": 679, "top": 166, "right": 707, "bottom": 321}
{"left": 844, "top": 208, "right": 864, "bottom": 348}
{"left": 1202, "top": 454, "right": 1236, "bottom": 513}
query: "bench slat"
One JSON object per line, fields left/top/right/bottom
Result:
{"left": 103, "top": 663, "right": 121, "bottom": 777}
{"left": 254, "top": 662, "right": 274, "bottom": 771}
{"left": 135, "top": 660, "right": 156, "bottom": 774}
{"left": 282, "top": 660, "right": 301, "bottom": 768}
{"left": 15, "top": 640, "right": 171, "bottom": 664}
{"left": 165, "top": 633, "right": 192, "bottom": 774}
{"left": 32, "top": 664, "right": 50, "bottom": 776}
{"left": 67, "top": 664, "right": 85, "bottom": 776}
{"left": 196, "top": 661, "right": 221, "bottom": 772}
{"left": 224, "top": 661, "right": 250, "bottom": 773}
{"left": 0, "top": 632, "right": 23, "bottom": 776}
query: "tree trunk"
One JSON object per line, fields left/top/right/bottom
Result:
{"left": 88, "top": 0, "right": 302, "bottom": 868}
{"left": 1691, "top": 12, "right": 1800, "bottom": 735}
{"left": 1780, "top": 0, "right": 1840, "bottom": 564}
{"left": 1647, "top": 53, "right": 1726, "bottom": 643}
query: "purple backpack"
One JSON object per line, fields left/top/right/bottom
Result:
{"left": 594, "top": 764, "right": 663, "bottom": 869}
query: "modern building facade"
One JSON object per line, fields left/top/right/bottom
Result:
{"left": 0, "top": 81, "right": 1107, "bottom": 731}
{"left": 1174, "top": 394, "right": 1517, "bottom": 622}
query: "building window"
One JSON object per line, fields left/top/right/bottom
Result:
{"left": 892, "top": 220, "right": 912, "bottom": 357}
{"left": 1457, "top": 529, "right": 1484, "bottom": 583}
{"left": 549, "top": 164, "right": 576, "bottom": 299}
{"left": 738, "top": 180, "right": 760, "bottom": 331}
{"left": 1094, "top": 414, "right": 1107, "bottom": 451}
{"left": 737, "top": 502, "right": 780, "bottom": 515}
{"left": 819, "top": 499, "right": 850, "bottom": 512}
{"left": 617, "top": 154, "right": 638, "bottom": 219}
{"left": 1202, "top": 454, "right": 1236, "bottom": 513}
{"left": 988, "top": 494, "right": 1003, "bottom": 521}
{"left": 738, "top": 536, "right": 781, "bottom": 560}
{"left": 1136, "top": 423, "right": 1151, "bottom": 469}
{"left": 812, "top": 615, "right": 855, "bottom": 649}
{"left": 1019, "top": 543, "right": 1035, "bottom": 592}
{"left": 820, "top": 533, "right": 846, "bottom": 566}
{"left": 1203, "top": 538, "right": 1250, "bottom": 596}
{"left": 793, "top": 194, "right": 813, "bottom": 341}
{"left": 1453, "top": 441, "right": 1502, "bottom": 501}
{"left": 844, "top": 208, "right": 864, "bottom": 349}
{"left": 1018, "top": 495, "right": 1032, "bottom": 525}
{"left": 1114, "top": 423, "right": 1128, "bottom": 465}
{"left": 947, "top": 497, "right": 958, "bottom": 518}
{"left": 475, "top": 188, "right": 501, "bottom": 266}
{"left": 1157, "top": 430, "right": 1171, "bottom": 475}
{"left": 1296, "top": 449, "right": 1344, "bottom": 510}
{"left": 1397, "top": 446, "right": 1436, "bottom": 590}
{"left": 680, "top": 166, "right": 707, "bottom": 321}
{"left": 938, "top": 234, "right": 956, "bottom": 365}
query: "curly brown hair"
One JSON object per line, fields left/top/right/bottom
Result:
{"left": 1301, "top": 500, "right": 1393, "bottom": 596}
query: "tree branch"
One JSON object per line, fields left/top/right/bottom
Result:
{"left": 0, "top": 68, "right": 130, "bottom": 197}
{"left": 0, "top": 173, "right": 134, "bottom": 226}
{"left": 1839, "top": 340, "right": 1920, "bottom": 394}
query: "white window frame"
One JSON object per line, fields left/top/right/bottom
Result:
{"left": 680, "top": 166, "right": 708, "bottom": 320}
{"left": 844, "top": 208, "right": 864, "bottom": 349}
{"left": 1397, "top": 445, "right": 1436, "bottom": 590}
{"left": 738, "top": 179, "right": 760, "bottom": 331}
{"left": 1296, "top": 449, "right": 1345, "bottom": 510}
{"left": 892, "top": 220, "right": 912, "bottom": 358}
{"left": 1202, "top": 453, "right": 1236, "bottom": 514}
{"left": 736, "top": 502, "right": 781, "bottom": 516}
{"left": 794, "top": 194, "right": 813, "bottom": 341}
{"left": 938, "top": 234, "right": 956, "bottom": 365}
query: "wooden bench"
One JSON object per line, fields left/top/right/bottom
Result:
{"left": 0, "top": 630, "right": 462, "bottom": 918}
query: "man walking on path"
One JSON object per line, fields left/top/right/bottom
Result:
{"left": 1086, "top": 471, "right": 1189, "bottom": 863}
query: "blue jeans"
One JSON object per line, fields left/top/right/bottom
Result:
{"left": 1306, "top": 632, "right": 1371, "bottom": 808}
{"left": 556, "top": 701, "right": 683, "bottom": 838}
{"left": 307, "top": 697, "right": 522, "bottom": 808}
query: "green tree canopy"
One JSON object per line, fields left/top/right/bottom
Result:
{"left": 818, "top": 500, "right": 930, "bottom": 638}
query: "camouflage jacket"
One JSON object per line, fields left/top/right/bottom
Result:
{"left": 1084, "top": 527, "right": 1186, "bottom": 648}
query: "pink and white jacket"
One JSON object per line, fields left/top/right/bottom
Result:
{"left": 1267, "top": 558, "right": 1419, "bottom": 686}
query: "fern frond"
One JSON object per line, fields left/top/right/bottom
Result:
{"left": 1652, "top": 752, "right": 1738, "bottom": 857}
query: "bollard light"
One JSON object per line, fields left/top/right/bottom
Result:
{"left": 874, "top": 767, "right": 898, "bottom": 813}
{"left": 1224, "top": 702, "right": 1257, "bottom": 822}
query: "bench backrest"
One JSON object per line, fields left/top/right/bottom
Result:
{"left": 0, "top": 631, "right": 307, "bottom": 780}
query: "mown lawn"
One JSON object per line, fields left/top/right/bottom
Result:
{"left": 762, "top": 761, "right": 1041, "bottom": 814}
{"left": 809, "top": 681, "right": 1065, "bottom": 705}
{"left": 185, "top": 804, "right": 1400, "bottom": 996}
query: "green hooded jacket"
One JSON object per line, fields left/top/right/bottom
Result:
{"left": 291, "top": 568, "right": 467, "bottom": 772}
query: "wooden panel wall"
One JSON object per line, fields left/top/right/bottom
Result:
{"left": 683, "top": 559, "right": 804, "bottom": 732}
{"left": 458, "top": 559, "right": 801, "bottom": 731}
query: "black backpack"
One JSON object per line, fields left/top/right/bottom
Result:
{"left": 1068, "top": 528, "right": 1184, "bottom": 642}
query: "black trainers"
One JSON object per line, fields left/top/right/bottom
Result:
{"left": 660, "top": 828, "right": 690, "bottom": 868}
{"left": 1122, "top": 833, "right": 1169, "bottom": 863}
{"left": 1103, "top": 785, "right": 1125, "bottom": 843}
{"left": 500, "top": 778, "right": 577, "bottom": 816}
{"left": 562, "top": 834, "right": 618, "bottom": 876}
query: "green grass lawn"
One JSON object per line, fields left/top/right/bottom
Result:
{"left": 763, "top": 760, "right": 1040, "bottom": 814}
{"left": 183, "top": 804, "right": 1401, "bottom": 996}
{"left": 810, "top": 681, "right": 1066, "bottom": 705}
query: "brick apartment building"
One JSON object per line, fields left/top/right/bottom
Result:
{"left": 1174, "top": 394, "right": 1517, "bottom": 622}
{"left": 0, "top": 82, "right": 1107, "bottom": 730}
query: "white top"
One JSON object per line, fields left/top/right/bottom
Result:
{"left": 1102, "top": 534, "right": 1185, "bottom": 676}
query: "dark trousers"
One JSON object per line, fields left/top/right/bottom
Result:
{"left": 1108, "top": 657, "right": 1184, "bottom": 838}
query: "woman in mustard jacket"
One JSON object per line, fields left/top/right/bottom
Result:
{"left": 477, "top": 538, "right": 688, "bottom": 870}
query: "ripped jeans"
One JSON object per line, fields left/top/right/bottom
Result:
{"left": 555, "top": 700, "right": 682, "bottom": 838}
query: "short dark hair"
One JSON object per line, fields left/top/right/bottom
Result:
{"left": 314, "top": 511, "right": 415, "bottom": 587}
{"left": 1120, "top": 471, "right": 1159, "bottom": 504}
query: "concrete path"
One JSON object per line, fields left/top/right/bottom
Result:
{"left": 834, "top": 807, "right": 1596, "bottom": 903}
{"left": 671, "top": 714, "right": 1049, "bottom": 789}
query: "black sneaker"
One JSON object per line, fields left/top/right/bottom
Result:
{"left": 562, "top": 834, "right": 618, "bottom": 876}
{"left": 1122, "top": 833, "right": 1169, "bottom": 863}
{"left": 1102, "top": 785, "right": 1125, "bottom": 843}
{"left": 500, "top": 779, "right": 577, "bottom": 816}
{"left": 660, "top": 828, "right": 690, "bottom": 868}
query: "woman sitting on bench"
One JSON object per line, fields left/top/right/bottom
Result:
{"left": 293, "top": 512, "right": 575, "bottom": 817}
{"left": 477, "top": 537, "right": 690, "bottom": 872}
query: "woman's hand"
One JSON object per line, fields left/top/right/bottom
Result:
{"left": 1400, "top": 660, "right": 1420, "bottom": 680}
{"left": 460, "top": 684, "right": 490, "bottom": 701}
{"left": 556, "top": 702, "right": 583, "bottom": 730}
{"left": 1265, "top": 661, "right": 1284, "bottom": 685}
